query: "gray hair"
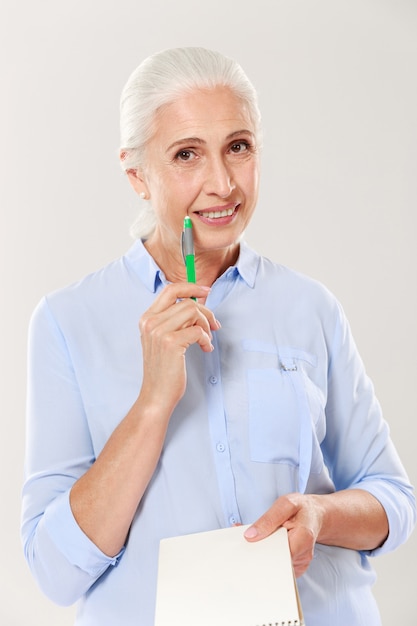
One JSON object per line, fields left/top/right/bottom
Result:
{"left": 119, "top": 47, "right": 262, "bottom": 239}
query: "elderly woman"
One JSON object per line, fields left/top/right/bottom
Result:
{"left": 22, "top": 47, "right": 415, "bottom": 625}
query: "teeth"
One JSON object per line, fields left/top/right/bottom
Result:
{"left": 203, "top": 207, "right": 235, "bottom": 219}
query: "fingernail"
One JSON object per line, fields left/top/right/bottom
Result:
{"left": 215, "top": 319, "right": 222, "bottom": 329}
{"left": 244, "top": 526, "right": 258, "bottom": 539}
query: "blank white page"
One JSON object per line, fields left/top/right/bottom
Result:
{"left": 155, "top": 524, "right": 304, "bottom": 626}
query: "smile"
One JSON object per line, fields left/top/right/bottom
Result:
{"left": 197, "top": 205, "right": 238, "bottom": 220}
{"left": 202, "top": 207, "right": 234, "bottom": 219}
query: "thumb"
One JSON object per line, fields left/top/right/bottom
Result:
{"left": 244, "top": 496, "right": 297, "bottom": 542}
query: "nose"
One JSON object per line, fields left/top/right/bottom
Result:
{"left": 203, "top": 155, "right": 235, "bottom": 198}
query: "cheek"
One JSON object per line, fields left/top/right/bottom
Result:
{"left": 241, "top": 163, "right": 259, "bottom": 199}
{"left": 174, "top": 173, "right": 204, "bottom": 207}
{"left": 153, "top": 178, "right": 195, "bottom": 228}
{"left": 150, "top": 174, "right": 180, "bottom": 210}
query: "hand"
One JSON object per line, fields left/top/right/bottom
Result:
{"left": 244, "top": 493, "right": 323, "bottom": 577}
{"left": 139, "top": 282, "right": 221, "bottom": 414}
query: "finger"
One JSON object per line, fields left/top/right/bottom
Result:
{"left": 141, "top": 300, "right": 218, "bottom": 361}
{"left": 244, "top": 496, "right": 298, "bottom": 542}
{"left": 293, "top": 556, "right": 312, "bottom": 578}
{"left": 284, "top": 522, "right": 315, "bottom": 577}
{"left": 291, "top": 542, "right": 315, "bottom": 578}
{"left": 142, "top": 283, "right": 220, "bottom": 332}
{"left": 141, "top": 299, "right": 219, "bottom": 345}
{"left": 148, "top": 283, "right": 212, "bottom": 314}
{"left": 139, "top": 285, "right": 220, "bottom": 345}
{"left": 286, "top": 525, "right": 315, "bottom": 559}
{"left": 176, "top": 324, "right": 215, "bottom": 353}
{"left": 173, "top": 298, "right": 220, "bottom": 335}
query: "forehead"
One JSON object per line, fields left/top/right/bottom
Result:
{"left": 152, "top": 87, "right": 254, "bottom": 145}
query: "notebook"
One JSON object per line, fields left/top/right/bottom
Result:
{"left": 154, "top": 524, "right": 304, "bottom": 626}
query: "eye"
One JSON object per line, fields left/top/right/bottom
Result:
{"left": 175, "top": 149, "right": 197, "bottom": 162}
{"left": 229, "top": 141, "right": 251, "bottom": 154}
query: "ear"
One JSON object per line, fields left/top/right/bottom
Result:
{"left": 120, "top": 151, "right": 150, "bottom": 198}
{"left": 126, "top": 168, "right": 149, "bottom": 198}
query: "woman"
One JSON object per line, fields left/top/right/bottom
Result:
{"left": 22, "top": 47, "right": 415, "bottom": 625}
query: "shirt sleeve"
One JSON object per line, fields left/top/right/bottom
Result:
{"left": 21, "top": 297, "right": 124, "bottom": 606}
{"left": 321, "top": 299, "right": 416, "bottom": 556}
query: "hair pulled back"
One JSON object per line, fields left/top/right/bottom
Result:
{"left": 119, "top": 47, "right": 261, "bottom": 238}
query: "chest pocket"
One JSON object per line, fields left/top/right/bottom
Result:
{"left": 244, "top": 341, "right": 325, "bottom": 493}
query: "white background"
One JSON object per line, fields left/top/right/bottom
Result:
{"left": 1, "top": 1, "right": 416, "bottom": 624}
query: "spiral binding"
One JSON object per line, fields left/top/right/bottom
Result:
{"left": 257, "top": 622, "right": 300, "bottom": 626}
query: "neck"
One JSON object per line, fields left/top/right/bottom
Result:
{"left": 144, "top": 236, "right": 240, "bottom": 287}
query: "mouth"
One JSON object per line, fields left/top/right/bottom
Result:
{"left": 195, "top": 204, "right": 239, "bottom": 221}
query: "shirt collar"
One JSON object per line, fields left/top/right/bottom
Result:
{"left": 234, "top": 240, "right": 260, "bottom": 288}
{"left": 124, "top": 237, "right": 260, "bottom": 292}
{"left": 124, "top": 239, "right": 164, "bottom": 293}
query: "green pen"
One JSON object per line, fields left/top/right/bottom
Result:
{"left": 181, "top": 216, "right": 196, "bottom": 300}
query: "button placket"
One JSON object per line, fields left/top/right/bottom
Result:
{"left": 205, "top": 334, "right": 241, "bottom": 527}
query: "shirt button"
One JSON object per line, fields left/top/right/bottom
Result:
{"left": 229, "top": 516, "right": 238, "bottom": 525}
{"left": 216, "top": 442, "right": 225, "bottom": 452}
{"left": 209, "top": 375, "right": 218, "bottom": 384}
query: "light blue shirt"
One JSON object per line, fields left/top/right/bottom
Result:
{"left": 22, "top": 240, "right": 415, "bottom": 626}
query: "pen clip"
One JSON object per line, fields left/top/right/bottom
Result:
{"left": 181, "top": 230, "right": 186, "bottom": 265}
{"left": 182, "top": 217, "right": 196, "bottom": 297}
{"left": 181, "top": 217, "right": 194, "bottom": 263}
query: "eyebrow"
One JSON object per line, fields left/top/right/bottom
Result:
{"left": 166, "top": 129, "right": 255, "bottom": 152}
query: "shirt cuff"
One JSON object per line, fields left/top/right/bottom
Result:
{"left": 355, "top": 480, "right": 416, "bottom": 557}
{"left": 43, "top": 490, "right": 125, "bottom": 577}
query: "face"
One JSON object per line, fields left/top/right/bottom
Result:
{"left": 129, "top": 86, "right": 260, "bottom": 260}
